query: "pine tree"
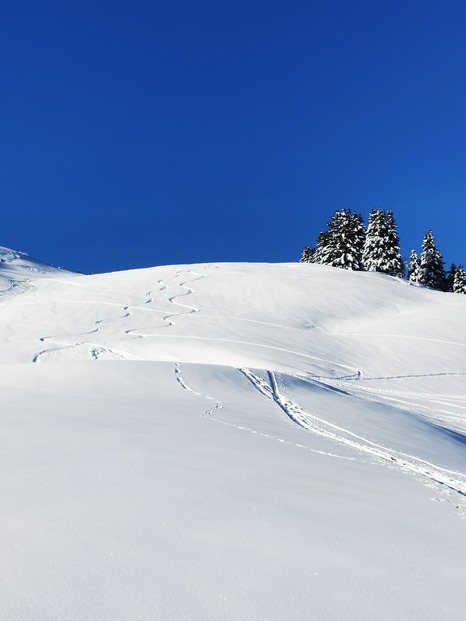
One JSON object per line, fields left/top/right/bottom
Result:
{"left": 386, "top": 210, "right": 405, "bottom": 277}
{"left": 453, "top": 265, "right": 466, "bottom": 294}
{"left": 320, "top": 209, "right": 365, "bottom": 270}
{"left": 300, "top": 246, "right": 312, "bottom": 263}
{"left": 362, "top": 209, "right": 405, "bottom": 277}
{"left": 408, "top": 250, "right": 421, "bottom": 283}
{"left": 362, "top": 209, "right": 389, "bottom": 272}
{"left": 310, "top": 229, "right": 330, "bottom": 264}
{"left": 318, "top": 210, "right": 343, "bottom": 266}
{"left": 349, "top": 211, "right": 366, "bottom": 268}
{"left": 419, "top": 230, "right": 446, "bottom": 291}
{"left": 446, "top": 263, "right": 458, "bottom": 292}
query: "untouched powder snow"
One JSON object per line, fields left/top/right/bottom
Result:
{"left": 0, "top": 250, "right": 465, "bottom": 620}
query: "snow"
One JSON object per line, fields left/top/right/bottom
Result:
{"left": 1, "top": 250, "right": 465, "bottom": 619}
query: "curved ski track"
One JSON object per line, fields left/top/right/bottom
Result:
{"left": 32, "top": 270, "right": 204, "bottom": 361}
{"left": 124, "top": 271, "right": 204, "bottom": 338}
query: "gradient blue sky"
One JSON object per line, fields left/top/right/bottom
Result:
{"left": 2, "top": 1, "right": 466, "bottom": 273}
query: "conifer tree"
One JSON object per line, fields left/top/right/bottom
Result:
{"left": 362, "top": 209, "right": 404, "bottom": 277}
{"left": 300, "top": 246, "right": 312, "bottom": 263}
{"left": 419, "top": 230, "right": 446, "bottom": 291}
{"left": 446, "top": 263, "right": 458, "bottom": 292}
{"left": 349, "top": 210, "right": 366, "bottom": 268}
{"left": 386, "top": 210, "right": 405, "bottom": 277}
{"left": 362, "top": 209, "right": 389, "bottom": 272}
{"left": 311, "top": 229, "right": 332, "bottom": 264}
{"left": 318, "top": 210, "right": 343, "bottom": 266}
{"left": 408, "top": 250, "right": 421, "bottom": 283}
{"left": 319, "top": 209, "right": 365, "bottom": 270}
{"left": 453, "top": 265, "right": 466, "bottom": 294}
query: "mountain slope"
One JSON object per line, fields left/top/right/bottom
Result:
{"left": 0, "top": 245, "right": 67, "bottom": 298}
{"left": 0, "top": 253, "right": 465, "bottom": 620}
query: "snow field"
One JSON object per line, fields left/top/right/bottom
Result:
{"left": 1, "top": 253, "right": 466, "bottom": 619}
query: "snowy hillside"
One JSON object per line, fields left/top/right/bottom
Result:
{"left": 0, "top": 246, "right": 65, "bottom": 298}
{"left": 1, "top": 250, "right": 465, "bottom": 620}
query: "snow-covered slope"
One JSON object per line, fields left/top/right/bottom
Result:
{"left": 1, "top": 252, "right": 465, "bottom": 620}
{"left": 0, "top": 245, "right": 66, "bottom": 298}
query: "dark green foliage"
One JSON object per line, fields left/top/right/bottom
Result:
{"left": 419, "top": 230, "right": 446, "bottom": 291}
{"left": 386, "top": 210, "right": 405, "bottom": 278}
{"left": 300, "top": 246, "right": 312, "bottom": 263}
{"left": 446, "top": 263, "right": 458, "bottom": 292}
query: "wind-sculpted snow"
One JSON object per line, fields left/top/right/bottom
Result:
{"left": 1, "top": 254, "right": 466, "bottom": 620}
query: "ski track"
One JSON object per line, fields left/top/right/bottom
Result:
{"left": 147, "top": 271, "right": 204, "bottom": 327}
{"left": 328, "top": 373, "right": 466, "bottom": 420}
{"left": 337, "top": 380, "right": 466, "bottom": 409}
{"left": 341, "top": 332, "right": 466, "bottom": 349}
{"left": 174, "top": 363, "right": 353, "bottom": 461}
{"left": 33, "top": 316, "right": 137, "bottom": 362}
{"left": 32, "top": 270, "right": 204, "bottom": 361}
{"left": 240, "top": 369, "right": 466, "bottom": 506}
{"left": 292, "top": 374, "right": 466, "bottom": 451}
{"left": 123, "top": 271, "right": 204, "bottom": 338}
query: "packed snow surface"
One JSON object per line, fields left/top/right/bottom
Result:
{"left": 1, "top": 249, "right": 465, "bottom": 620}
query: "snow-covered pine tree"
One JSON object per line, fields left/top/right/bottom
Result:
{"left": 312, "top": 229, "right": 332, "bottom": 264}
{"left": 300, "top": 246, "right": 312, "bottom": 263}
{"left": 318, "top": 210, "right": 342, "bottom": 266}
{"left": 386, "top": 210, "right": 405, "bottom": 277}
{"left": 320, "top": 209, "right": 364, "bottom": 270}
{"left": 362, "top": 209, "right": 404, "bottom": 277}
{"left": 362, "top": 208, "right": 390, "bottom": 272}
{"left": 446, "top": 263, "right": 458, "bottom": 292}
{"left": 419, "top": 230, "right": 446, "bottom": 290}
{"left": 408, "top": 250, "right": 421, "bottom": 283}
{"left": 349, "top": 210, "right": 366, "bottom": 268}
{"left": 453, "top": 265, "right": 466, "bottom": 294}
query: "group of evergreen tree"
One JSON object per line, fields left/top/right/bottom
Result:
{"left": 301, "top": 209, "right": 466, "bottom": 294}
{"left": 301, "top": 208, "right": 403, "bottom": 276}
{"left": 406, "top": 230, "right": 466, "bottom": 293}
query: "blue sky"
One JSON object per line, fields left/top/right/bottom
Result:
{"left": 1, "top": 1, "right": 466, "bottom": 273}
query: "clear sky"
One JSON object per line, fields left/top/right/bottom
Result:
{"left": 1, "top": 0, "right": 466, "bottom": 273}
